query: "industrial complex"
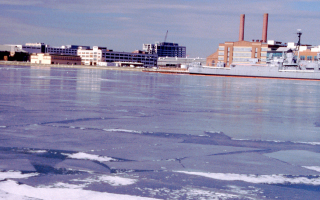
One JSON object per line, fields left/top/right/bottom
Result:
{"left": 206, "top": 13, "right": 320, "bottom": 68}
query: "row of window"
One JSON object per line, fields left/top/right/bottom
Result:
{"left": 79, "top": 52, "right": 100, "bottom": 55}
{"left": 51, "top": 56, "right": 81, "bottom": 60}
{"left": 24, "top": 47, "right": 41, "bottom": 49}
{"left": 300, "top": 56, "right": 317, "bottom": 61}
{"left": 219, "top": 47, "right": 269, "bottom": 52}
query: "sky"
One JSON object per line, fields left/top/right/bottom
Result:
{"left": 1, "top": 0, "right": 320, "bottom": 57}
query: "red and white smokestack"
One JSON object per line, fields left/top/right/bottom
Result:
{"left": 239, "top": 14, "right": 245, "bottom": 41}
{"left": 262, "top": 13, "right": 268, "bottom": 43}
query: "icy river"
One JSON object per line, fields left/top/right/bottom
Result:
{"left": 1, "top": 65, "right": 320, "bottom": 199}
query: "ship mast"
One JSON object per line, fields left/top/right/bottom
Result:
{"left": 296, "top": 29, "right": 302, "bottom": 62}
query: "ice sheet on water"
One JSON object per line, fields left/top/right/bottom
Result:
{"left": 103, "top": 128, "right": 144, "bottom": 134}
{"left": 294, "top": 141, "right": 320, "bottom": 145}
{"left": 54, "top": 159, "right": 110, "bottom": 173}
{"left": 302, "top": 166, "right": 320, "bottom": 172}
{"left": 264, "top": 150, "right": 320, "bottom": 166}
{"left": 27, "top": 150, "right": 47, "bottom": 153}
{"left": 62, "top": 152, "right": 116, "bottom": 162}
{"left": 135, "top": 185, "right": 262, "bottom": 200}
{"left": 0, "top": 171, "right": 38, "bottom": 181}
{"left": 0, "top": 159, "right": 36, "bottom": 172}
{"left": 176, "top": 171, "right": 320, "bottom": 185}
{"left": 71, "top": 174, "right": 137, "bottom": 186}
{"left": 0, "top": 180, "right": 157, "bottom": 200}
{"left": 232, "top": 138, "right": 320, "bottom": 146}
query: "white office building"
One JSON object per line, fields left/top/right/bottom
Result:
{"left": 78, "top": 47, "right": 157, "bottom": 68}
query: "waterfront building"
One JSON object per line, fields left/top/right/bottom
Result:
{"left": 0, "top": 44, "right": 29, "bottom": 61}
{"left": 30, "top": 53, "right": 81, "bottom": 65}
{"left": 206, "top": 13, "right": 320, "bottom": 67}
{"left": 77, "top": 46, "right": 106, "bottom": 66}
{"left": 143, "top": 42, "right": 186, "bottom": 58}
{"left": 46, "top": 45, "right": 90, "bottom": 55}
{"left": 78, "top": 46, "right": 157, "bottom": 68}
{"left": 22, "top": 43, "right": 46, "bottom": 54}
{"left": 22, "top": 43, "right": 90, "bottom": 55}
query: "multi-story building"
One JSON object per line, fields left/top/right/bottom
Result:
{"left": 143, "top": 42, "right": 186, "bottom": 58}
{"left": 22, "top": 43, "right": 46, "bottom": 54}
{"left": 22, "top": 43, "right": 90, "bottom": 55}
{"left": 78, "top": 46, "right": 157, "bottom": 68}
{"left": 46, "top": 45, "right": 90, "bottom": 55}
{"left": 207, "top": 13, "right": 320, "bottom": 67}
{"left": 18, "top": 43, "right": 158, "bottom": 67}
{"left": 77, "top": 46, "right": 105, "bottom": 66}
{"left": 30, "top": 53, "right": 81, "bottom": 65}
{"left": 208, "top": 40, "right": 271, "bottom": 67}
{"left": 0, "top": 44, "right": 29, "bottom": 61}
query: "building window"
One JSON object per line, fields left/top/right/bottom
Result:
{"left": 300, "top": 56, "right": 305, "bottom": 60}
{"left": 219, "top": 46, "right": 225, "bottom": 51}
{"left": 314, "top": 56, "right": 318, "bottom": 61}
{"left": 233, "top": 52, "right": 251, "bottom": 57}
{"left": 307, "top": 56, "right": 312, "bottom": 61}
{"left": 233, "top": 47, "right": 252, "bottom": 52}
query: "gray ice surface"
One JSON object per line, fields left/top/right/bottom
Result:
{"left": 1, "top": 65, "right": 320, "bottom": 200}
{"left": 264, "top": 150, "right": 320, "bottom": 166}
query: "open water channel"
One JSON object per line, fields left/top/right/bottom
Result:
{"left": 1, "top": 65, "right": 320, "bottom": 199}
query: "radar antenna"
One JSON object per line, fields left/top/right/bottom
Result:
{"left": 296, "top": 29, "right": 302, "bottom": 51}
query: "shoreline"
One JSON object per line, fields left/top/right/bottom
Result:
{"left": 0, "top": 61, "right": 145, "bottom": 72}
{"left": 0, "top": 61, "right": 190, "bottom": 74}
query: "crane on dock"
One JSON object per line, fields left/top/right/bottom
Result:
{"left": 164, "top": 30, "right": 168, "bottom": 43}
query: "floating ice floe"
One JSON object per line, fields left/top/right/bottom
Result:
{"left": 0, "top": 180, "right": 156, "bottom": 200}
{"left": 103, "top": 128, "right": 143, "bottom": 134}
{"left": 72, "top": 174, "right": 137, "bottom": 186}
{"left": 27, "top": 150, "right": 47, "bottom": 153}
{"left": 135, "top": 186, "right": 256, "bottom": 200}
{"left": 175, "top": 171, "right": 320, "bottom": 185}
{"left": 0, "top": 171, "right": 38, "bottom": 181}
{"left": 302, "top": 166, "right": 320, "bottom": 173}
{"left": 294, "top": 141, "right": 320, "bottom": 146}
{"left": 62, "top": 152, "right": 116, "bottom": 162}
{"left": 231, "top": 138, "right": 320, "bottom": 146}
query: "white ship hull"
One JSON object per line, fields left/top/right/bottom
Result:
{"left": 188, "top": 64, "right": 320, "bottom": 80}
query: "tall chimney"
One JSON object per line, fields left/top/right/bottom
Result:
{"left": 262, "top": 13, "right": 268, "bottom": 43}
{"left": 239, "top": 14, "right": 245, "bottom": 41}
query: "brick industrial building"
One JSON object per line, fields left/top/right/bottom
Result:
{"left": 206, "top": 13, "right": 320, "bottom": 67}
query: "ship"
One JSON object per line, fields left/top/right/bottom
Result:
{"left": 188, "top": 56, "right": 320, "bottom": 80}
{"left": 189, "top": 14, "right": 320, "bottom": 80}
{"left": 189, "top": 39, "right": 320, "bottom": 80}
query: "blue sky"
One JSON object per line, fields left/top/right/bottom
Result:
{"left": 1, "top": 0, "right": 320, "bottom": 57}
